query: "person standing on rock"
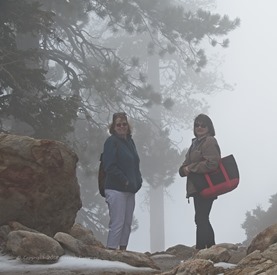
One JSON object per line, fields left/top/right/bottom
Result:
{"left": 178, "top": 114, "right": 221, "bottom": 250}
{"left": 102, "top": 112, "right": 143, "bottom": 250}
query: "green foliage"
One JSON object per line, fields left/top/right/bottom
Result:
{"left": 0, "top": 0, "right": 240, "bottom": 114}
{"left": 242, "top": 193, "right": 277, "bottom": 244}
{"left": 0, "top": 91, "right": 79, "bottom": 141}
{"left": 86, "top": 0, "right": 240, "bottom": 73}
{"left": 0, "top": 0, "right": 54, "bottom": 34}
{"left": 1, "top": 0, "right": 240, "bottom": 137}
{"left": 0, "top": 0, "right": 54, "bottom": 93}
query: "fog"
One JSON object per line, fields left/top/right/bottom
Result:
{"left": 128, "top": 0, "right": 277, "bottom": 252}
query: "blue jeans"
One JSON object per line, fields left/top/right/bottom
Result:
{"left": 105, "top": 189, "right": 135, "bottom": 249}
{"left": 193, "top": 194, "right": 215, "bottom": 249}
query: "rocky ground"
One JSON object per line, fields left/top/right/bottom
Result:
{"left": 2, "top": 223, "right": 277, "bottom": 275}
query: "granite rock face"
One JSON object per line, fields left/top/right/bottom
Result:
{"left": 0, "top": 133, "right": 82, "bottom": 236}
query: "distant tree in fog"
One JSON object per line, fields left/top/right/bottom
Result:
{"left": 242, "top": 193, "right": 277, "bottom": 245}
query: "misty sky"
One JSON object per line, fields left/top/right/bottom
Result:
{"left": 125, "top": 0, "right": 277, "bottom": 253}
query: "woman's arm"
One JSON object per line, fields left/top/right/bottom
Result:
{"left": 186, "top": 137, "right": 221, "bottom": 174}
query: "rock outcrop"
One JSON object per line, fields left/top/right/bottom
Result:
{"left": 0, "top": 133, "right": 82, "bottom": 236}
{"left": 0, "top": 222, "right": 159, "bottom": 271}
{"left": 0, "top": 222, "right": 277, "bottom": 275}
{"left": 1, "top": 221, "right": 277, "bottom": 274}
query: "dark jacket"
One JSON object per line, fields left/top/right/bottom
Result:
{"left": 103, "top": 134, "right": 142, "bottom": 193}
{"left": 179, "top": 136, "right": 221, "bottom": 198}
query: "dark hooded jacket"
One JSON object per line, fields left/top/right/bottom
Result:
{"left": 103, "top": 134, "right": 142, "bottom": 193}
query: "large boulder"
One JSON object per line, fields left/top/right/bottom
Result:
{"left": 0, "top": 133, "right": 82, "bottom": 236}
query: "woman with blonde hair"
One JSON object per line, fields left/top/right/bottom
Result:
{"left": 102, "top": 112, "right": 142, "bottom": 250}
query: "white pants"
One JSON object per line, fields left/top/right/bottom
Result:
{"left": 105, "top": 189, "right": 135, "bottom": 249}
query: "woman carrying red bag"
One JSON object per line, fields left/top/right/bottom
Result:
{"left": 179, "top": 114, "right": 221, "bottom": 250}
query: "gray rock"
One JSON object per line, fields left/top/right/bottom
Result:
{"left": 6, "top": 230, "right": 64, "bottom": 264}
{"left": 0, "top": 133, "right": 82, "bottom": 236}
{"left": 247, "top": 223, "right": 277, "bottom": 254}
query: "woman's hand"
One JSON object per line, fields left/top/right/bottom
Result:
{"left": 181, "top": 166, "right": 190, "bottom": 176}
{"left": 179, "top": 164, "right": 191, "bottom": 177}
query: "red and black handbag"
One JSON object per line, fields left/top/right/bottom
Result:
{"left": 189, "top": 154, "right": 239, "bottom": 198}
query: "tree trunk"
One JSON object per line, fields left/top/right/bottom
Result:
{"left": 148, "top": 50, "right": 165, "bottom": 252}
{"left": 150, "top": 182, "right": 165, "bottom": 252}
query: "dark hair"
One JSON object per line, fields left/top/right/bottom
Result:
{"left": 193, "top": 113, "right": 215, "bottom": 137}
{"left": 109, "top": 112, "right": 131, "bottom": 135}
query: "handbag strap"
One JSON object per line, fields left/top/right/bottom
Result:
{"left": 204, "top": 160, "right": 231, "bottom": 188}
